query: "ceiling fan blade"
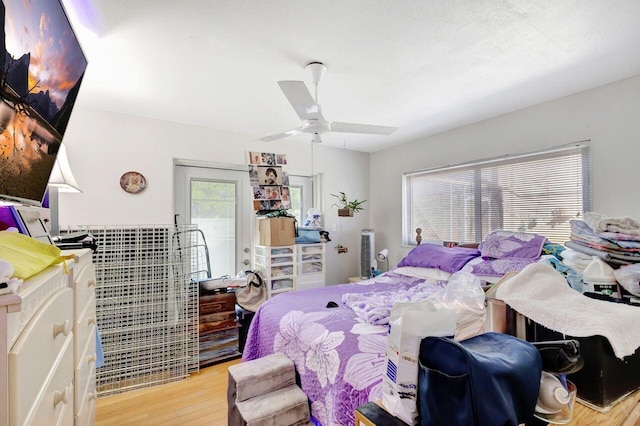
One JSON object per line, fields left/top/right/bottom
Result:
{"left": 331, "top": 121, "right": 398, "bottom": 135}
{"left": 257, "top": 128, "right": 302, "bottom": 142}
{"left": 278, "top": 81, "right": 317, "bottom": 119}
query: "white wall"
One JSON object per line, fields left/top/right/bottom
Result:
{"left": 370, "top": 75, "right": 640, "bottom": 267}
{"left": 58, "top": 104, "right": 371, "bottom": 284}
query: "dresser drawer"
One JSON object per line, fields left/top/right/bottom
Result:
{"left": 199, "top": 328, "right": 239, "bottom": 366}
{"left": 74, "top": 295, "right": 96, "bottom": 364}
{"left": 75, "top": 325, "right": 96, "bottom": 411}
{"left": 75, "top": 390, "right": 96, "bottom": 426}
{"left": 9, "top": 287, "right": 74, "bottom": 424}
{"left": 199, "top": 311, "right": 237, "bottom": 334}
{"left": 6, "top": 266, "right": 69, "bottom": 348}
{"left": 73, "top": 263, "right": 96, "bottom": 317}
{"left": 75, "top": 364, "right": 95, "bottom": 421}
{"left": 11, "top": 332, "right": 74, "bottom": 426}
{"left": 199, "top": 291, "right": 236, "bottom": 314}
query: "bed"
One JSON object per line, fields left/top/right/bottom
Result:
{"left": 242, "top": 271, "right": 438, "bottom": 425}
{"left": 242, "top": 237, "right": 490, "bottom": 425}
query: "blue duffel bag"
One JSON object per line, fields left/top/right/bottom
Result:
{"left": 418, "top": 332, "right": 542, "bottom": 426}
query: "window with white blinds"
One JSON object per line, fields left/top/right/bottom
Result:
{"left": 403, "top": 142, "right": 592, "bottom": 245}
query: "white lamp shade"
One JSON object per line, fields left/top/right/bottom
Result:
{"left": 48, "top": 144, "right": 82, "bottom": 193}
{"left": 376, "top": 249, "right": 389, "bottom": 262}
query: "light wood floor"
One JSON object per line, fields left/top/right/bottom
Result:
{"left": 97, "top": 357, "right": 640, "bottom": 426}
{"left": 96, "top": 358, "right": 241, "bottom": 426}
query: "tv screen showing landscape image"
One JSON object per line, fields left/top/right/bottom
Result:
{"left": 0, "top": 0, "right": 86, "bottom": 204}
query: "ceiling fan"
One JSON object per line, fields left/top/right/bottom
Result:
{"left": 258, "top": 62, "right": 398, "bottom": 143}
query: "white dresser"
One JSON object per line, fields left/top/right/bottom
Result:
{"left": 69, "top": 250, "right": 97, "bottom": 426}
{"left": 0, "top": 249, "right": 96, "bottom": 426}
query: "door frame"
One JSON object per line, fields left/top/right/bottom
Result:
{"left": 174, "top": 159, "right": 252, "bottom": 276}
{"left": 174, "top": 158, "right": 316, "bottom": 274}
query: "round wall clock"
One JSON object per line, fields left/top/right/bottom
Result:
{"left": 120, "top": 171, "right": 147, "bottom": 194}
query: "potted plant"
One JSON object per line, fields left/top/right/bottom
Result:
{"left": 330, "top": 192, "right": 367, "bottom": 217}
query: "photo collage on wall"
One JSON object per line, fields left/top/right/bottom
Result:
{"left": 248, "top": 151, "right": 291, "bottom": 211}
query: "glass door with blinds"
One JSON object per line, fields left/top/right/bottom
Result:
{"left": 174, "top": 165, "right": 252, "bottom": 277}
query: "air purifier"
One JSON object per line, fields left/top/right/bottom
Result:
{"left": 360, "top": 229, "right": 376, "bottom": 279}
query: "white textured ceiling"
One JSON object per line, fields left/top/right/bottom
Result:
{"left": 63, "top": 0, "right": 640, "bottom": 152}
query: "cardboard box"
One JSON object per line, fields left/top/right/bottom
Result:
{"left": 491, "top": 301, "right": 640, "bottom": 411}
{"left": 256, "top": 217, "right": 295, "bottom": 246}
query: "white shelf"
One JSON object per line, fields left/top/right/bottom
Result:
{"left": 254, "top": 245, "right": 296, "bottom": 298}
{"left": 295, "top": 243, "right": 325, "bottom": 290}
{"left": 253, "top": 243, "right": 326, "bottom": 297}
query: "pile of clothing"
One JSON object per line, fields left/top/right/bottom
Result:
{"left": 566, "top": 212, "right": 640, "bottom": 266}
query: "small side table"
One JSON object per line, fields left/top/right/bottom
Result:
{"left": 354, "top": 402, "right": 409, "bottom": 426}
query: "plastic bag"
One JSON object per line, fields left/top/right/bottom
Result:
{"left": 381, "top": 300, "right": 456, "bottom": 424}
{"left": 428, "top": 271, "right": 486, "bottom": 340}
{"left": 0, "top": 258, "right": 23, "bottom": 295}
{"left": 302, "top": 208, "right": 322, "bottom": 228}
{"left": 613, "top": 264, "right": 640, "bottom": 297}
{"left": 0, "top": 231, "right": 72, "bottom": 280}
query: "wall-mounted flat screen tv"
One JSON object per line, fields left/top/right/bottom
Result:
{"left": 0, "top": 0, "right": 87, "bottom": 205}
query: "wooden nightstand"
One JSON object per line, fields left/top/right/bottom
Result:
{"left": 354, "top": 402, "right": 409, "bottom": 426}
{"left": 198, "top": 289, "right": 240, "bottom": 366}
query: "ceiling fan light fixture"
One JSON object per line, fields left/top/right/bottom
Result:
{"left": 301, "top": 117, "right": 330, "bottom": 135}
{"left": 305, "top": 61, "right": 327, "bottom": 85}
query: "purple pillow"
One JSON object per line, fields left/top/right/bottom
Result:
{"left": 470, "top": 258, "right": 537, "bottom": 277}
{"left": 397, "top": 244, "right": 480, "bottom": 273}
{"left": 480, "top": 230, "right": 545, "bottom": 260}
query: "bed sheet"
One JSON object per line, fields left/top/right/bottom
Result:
{"left": 242, "top": 272, "right": 443, "bottom": 426}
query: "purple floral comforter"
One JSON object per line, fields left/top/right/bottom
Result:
{"left": 242, "top": 272, "right": 437, "bottom": 426}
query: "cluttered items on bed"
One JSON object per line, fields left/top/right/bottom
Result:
{"left": 241, "top": 212, "right": 640, "bottom": 424}
{"left": 242, "top": 265, "right": 489, "bottom": 425}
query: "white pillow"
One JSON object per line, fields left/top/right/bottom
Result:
{"left": 394, "top": 266, "right": 451, "bottom": 281}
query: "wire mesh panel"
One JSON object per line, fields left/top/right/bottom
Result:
{"left": 68, "top": 225, "right": 200, "bottom": 397}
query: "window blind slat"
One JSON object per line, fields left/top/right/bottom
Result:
{"left": 404, "top": 143, "right": 592, "bottom": 244}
